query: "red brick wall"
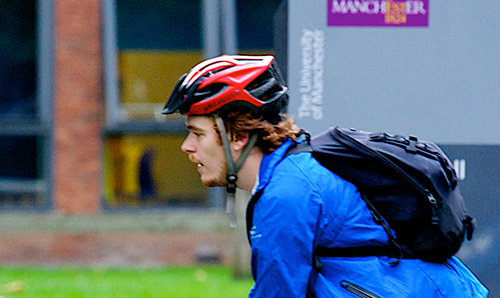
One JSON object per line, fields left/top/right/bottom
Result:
{"left": 53, "top": 0, "right": 103, "bottom": 214}
{"left": 0, "top": 231, "right": 231, "bottom": 267}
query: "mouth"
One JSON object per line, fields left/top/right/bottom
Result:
{"left": 191, "top": 158, "right": 203, "bottom": 171}
{"left": 189, "top": 155, "right": 205, "bottom": 172}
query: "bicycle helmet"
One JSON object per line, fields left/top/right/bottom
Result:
{"left": 162, "top": 55, "right": 288, "bottom": 124}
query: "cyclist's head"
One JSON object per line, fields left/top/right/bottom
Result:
{"left": 162, "top": 55, "right": 289, "bottom": 125}
{"left": 165, "top": 56, "right": 296, "bottom": 224}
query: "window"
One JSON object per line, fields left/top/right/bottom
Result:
{"left": 0, "top": 1, "right": 37, "bottom": 120}
{"left": 103, "top": 0, "right": 281, "bottom": 209}
{"left": 236, "top": 0, "right": 282, "bottom": 54}
{"left": 0, "top": 136, "right": 44, "bottom": 207}
{"left": 0, "top": 0, "right": 52, "bottom": 209}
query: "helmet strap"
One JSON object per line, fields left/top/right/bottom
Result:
{"left": 215, "top": 116, "right": 258, "bottom": 227}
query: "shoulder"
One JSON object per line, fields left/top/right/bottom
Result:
{"left": 274, "top": 152, "right": 359, "bottom": 197}
{"left": 259, "top": 152, "right": 359, "bottom": 215}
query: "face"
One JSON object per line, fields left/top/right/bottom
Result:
{"left": 181, "top": 116, "right": 228, "bottom": 187}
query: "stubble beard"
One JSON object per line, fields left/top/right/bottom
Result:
{"left": 200, "top": 161, "right": 228, "bottom": 188}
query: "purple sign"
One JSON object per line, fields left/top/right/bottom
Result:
{"left": 327, "top": 0, "right": 429, "bottom": 27}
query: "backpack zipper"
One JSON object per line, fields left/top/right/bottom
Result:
{"left": 369, "top": 131, "right": 457, "bottom": 188}
{"left": 340, "top": 280, "right": 381, "bottom": 298}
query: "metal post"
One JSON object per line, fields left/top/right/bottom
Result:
{"left": 232, "top": 189, "right": 252, "bottom": 279}
{"left": 38, "top": 0, "right": 54, "bottom": 209}
{"left": 219, "top": 0, "right": 250, "bottom": 278}
{"left": 202, "top": 0, "right": 221, "bottom": 59}
{"left": 220, "top": 0, "right": 238, "bottom": 54}
{"left": 38, "top": 0, "right": 53, "bottom": 125}
{"left": 102, "top": 0, "right": 121, "bottom": 125}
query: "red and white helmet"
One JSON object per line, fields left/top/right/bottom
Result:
{"left": 162, "top": 55, "right": 288, "bottom": 123}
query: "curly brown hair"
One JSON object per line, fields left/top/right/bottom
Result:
{"left": 213, "top": 111, "right": 301, "bottom": 154}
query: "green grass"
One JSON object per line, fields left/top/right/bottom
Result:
{"left": 0, "top": 266, "right": 253, "bottom": 298}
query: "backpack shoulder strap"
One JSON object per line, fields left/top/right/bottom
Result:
{"left": 286, "top": 141, "right": 313, "bottom": 155}
{"left": 246, "top": 188, "right": 264, "bottom": 244}
{"left": 286, "top": 129, "right": 314, "bottom": 156}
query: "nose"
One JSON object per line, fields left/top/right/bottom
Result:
{"left": 181, "top": 135, "right": 195, "bottom": 153}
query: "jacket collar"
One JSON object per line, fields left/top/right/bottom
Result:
{"left": 255, "top": 139, "right": 296, "bottom": 193}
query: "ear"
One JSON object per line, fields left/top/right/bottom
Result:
{"left": 231, "top": 132, "right": 250, "bottom": 152}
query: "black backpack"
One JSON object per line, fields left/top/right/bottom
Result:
{"left": 285, "top": 127, "right": 475, "bottom": 264}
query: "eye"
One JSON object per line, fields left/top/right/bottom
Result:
{"left": 190, "top": 131, "right": 203, "bottom": 137}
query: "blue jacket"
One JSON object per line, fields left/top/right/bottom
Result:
{"left": 247, "top": 139, "right": 488, "bottom": 297}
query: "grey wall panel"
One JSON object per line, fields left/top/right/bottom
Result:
{"left": 285, "top": 0, "right": 500, "bottom": 144}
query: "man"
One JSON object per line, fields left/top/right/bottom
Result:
{"left": 163, "top": 55, "right": 488, "bottom": 297}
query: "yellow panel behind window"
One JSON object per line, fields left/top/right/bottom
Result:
{"left": 104, "top": 134, "right": 207, "bottom": 207}
{"left": 119, "top": 50, "right": 203, "bottom": 120}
